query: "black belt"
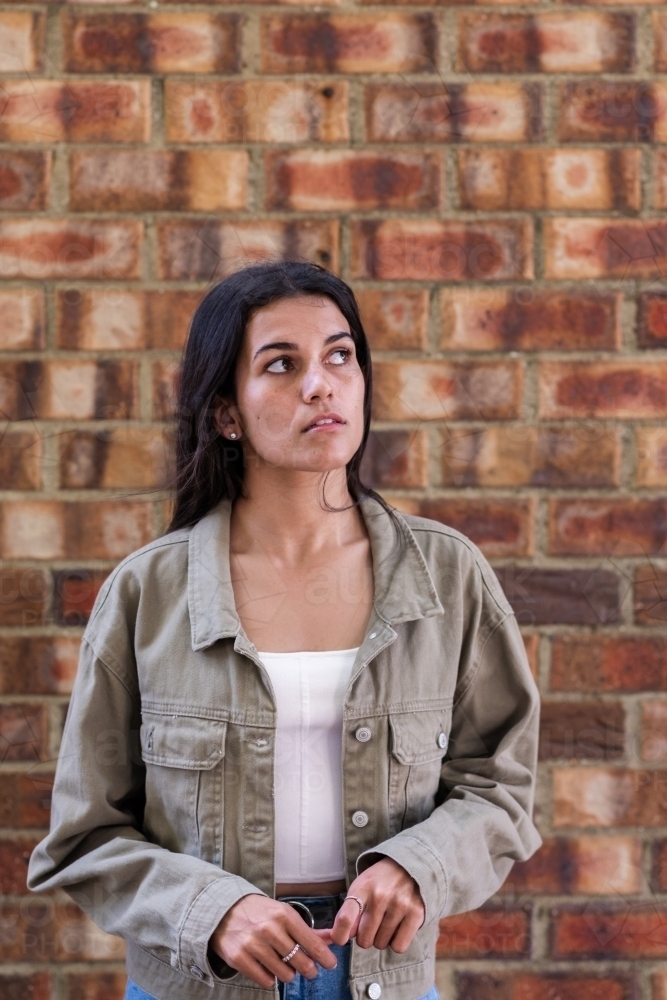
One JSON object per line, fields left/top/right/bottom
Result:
{"left": 277, "top": 892, "right": 348, "bottom": 930}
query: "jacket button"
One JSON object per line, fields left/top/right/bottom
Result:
{"left": 437, "top": 732, "right": 448, "bottom": 751}
{"left": 352, "top": 810, "right": 369, "bottom": 828}
{"left": 355, "top": 727, "right": 372, "bottom": 743}
{"left": 189, "top": 965, "right": 204, "bottom": 979}
{"left": 367, "top": 984, "right": 382, "bottom": 999}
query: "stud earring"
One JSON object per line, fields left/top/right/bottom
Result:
{"left": 229, "top": 432, "right": 237, "bottom": 439}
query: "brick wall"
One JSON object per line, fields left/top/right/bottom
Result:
{"left": 1, "top": 0, "right": 666, "bottom": 997}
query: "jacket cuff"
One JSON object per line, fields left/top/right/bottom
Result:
{"left": 177, "top": 876, "right": 267, "bottom": 985}
{"left": 356, "top": 835, "right": 448, "bottom": 927}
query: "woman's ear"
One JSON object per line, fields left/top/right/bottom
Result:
{"left": 213, "top": 398, "right": 243, "bottom": 441}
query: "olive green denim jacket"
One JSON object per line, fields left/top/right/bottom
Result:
{"left": 28, "top": 497, "right": 542, "bottom": 1000}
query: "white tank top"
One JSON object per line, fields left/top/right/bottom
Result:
{"left": 257, "top": 647, "right": 360, "bottom": 883}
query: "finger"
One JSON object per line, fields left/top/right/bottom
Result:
{"left": 330, "top": 898, "right": 362, "bottom": 946}
{"left": 355, "top": 900, "right": 388, "bottom": 950}
{"left": 231, "top": 952, "right": 280, "bottom": 991}
{"left": 389, "top": 910, "right": 425, "bottom": 954}
{"left": 372, "top": 907, "right": 403, "bottom": 952}
{"left": 314, "top": 928, "right": 334, "bottom": 944}
{"left": 285, "top": 914, "right": 337, "bottom": 969}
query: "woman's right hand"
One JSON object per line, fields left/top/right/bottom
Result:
{"left": 209, "top": 893, "right": 338, "bottom": 989}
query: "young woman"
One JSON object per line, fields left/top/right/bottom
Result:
{"left": 28, "top": 261, "right": 542, "bottom": 1000}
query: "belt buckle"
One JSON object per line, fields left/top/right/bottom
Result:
{"left": 284, "top": 899, "right": 315, "bottom": 928}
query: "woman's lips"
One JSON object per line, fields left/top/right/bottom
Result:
{"left": 303, "top": 414, "right": 346, "bottom": 433}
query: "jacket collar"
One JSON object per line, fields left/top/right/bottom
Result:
{"left": 188, "top": 495, "right": 444, "bottom": 652}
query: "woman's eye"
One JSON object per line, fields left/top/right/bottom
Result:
{"left": 329, "top": 349, "right": 351, "bottom": 365}
{"left": 265, "top": 357, "right": 293, "bottom": 373}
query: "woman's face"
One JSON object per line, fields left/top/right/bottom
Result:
{"left": 224, "top": 295, "right": 366, "bottom": 473}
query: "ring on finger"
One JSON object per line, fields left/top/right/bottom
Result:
{"left": 281, "top": 943, "right": 300, "bottom": 964}
{"left": 345, "top": 895, "right": 364, "bottom": 916}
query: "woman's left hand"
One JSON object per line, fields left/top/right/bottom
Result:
{"left": 323, "top": 856, "right": 425, "bottom": 953}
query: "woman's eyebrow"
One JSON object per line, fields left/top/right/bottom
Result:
{"left": 253, "top": 331, "right": 352, "bottom": 361}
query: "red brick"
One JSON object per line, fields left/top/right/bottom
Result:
{"left": 521, "top": 632, "right": 538, "bottom": 679}
{"left": 0, "top": 11, "right": 45, "bottom": 72}
{"left": 64, "top": 12, "right": 240, "bottom": 73}
{"left": 636, "top": 428, "right": 667, "bottom": 488}
{"left": 0, "top": 288, "right": 44, "bottom": 350}
{"left": 501, "top": 836, "right": 641, "bottom": 896}
{"left": 361, "top": 0, "right": 542, "bottom": 4}
{"left": 165, "top": 79, "right": 349, "bottom": 144}
{"left": 457, "top": 972, "right": 636, "bottom": 1000}
{"left": 551, "top": 635, "right": 667, "bottom": 692}
{"left": 352, "top": 219, "right": 533, "bottom": 281}
{"left": 654, "top": 12, "right": 667, "bottom": 72}
{"left": 0, "top": 360, "right": 138, "bottom": 420}
{"left": 264, "top": 150, "right": 442, "bottom": 211}
{"left": 393, "top": 497, "right": 534, "bottom": 558}
{"left": 539, "top": 701, "right": 625, "bottom": 760}
{"left": 59, "top": 428, "right": 171, "bottom": 489}
{"left": 53, "top": 569, "right": 110, "bottom": 627}
{"left": 558, "top": 81, "right": 667, "bottom": 142}
{"left": 493, "top": 566, "right": 621, "bottom": 626}
{"left": 437, "top": 906, "right": 530, "bottom": 959}
{"left": 553, "top": 767, "right": 667, "bottom": 828}
{"left": 539, "top": 361, "right": 667, "bottom": 419}
{"left": 641, "top": 701, "right": 667, "bottom": 764}
{"left": 0, "top": 150, "right": 50, "bottom": 210}
{"left": 365, "top": 81, "right": 542, "bottom": 143}
{"left": 0, "top": 637, "right": 80, "bottom": 694}
{"left": 457, "top": 148, "right": 639, "bottom": 211}
{"left": 634, "top": 562, "right": 667, "bottom": 626}
{"left": 652, "top": 839, "right": 667, "bottom": 891}
{"left": 458, "top": 13, "right": 634, "bottom": 74}
{"left": 0, "top": 704, "right": 48, "bottom": 764}
{"left": 552, "top": 905, "right": 667, "bottom": 958}
{"left": 0, "top": 568, "right": 49, "bottom": 627}
{"left": 549, "top": 499, "right": 667, "bottom": 557}
{"left": 0, "top": 80, "right": 150, "bottom": 143}
{"left": 0, "top": 429, "right": 42, "bottom": 490}
{"left": 70, "top": 150, "right": 248, "bottom": 212}
{"left": 638, "top": 292, "right": 667, "bottom": 349}
{"left": 655, "top": 971, "right": 667, "bottom": 1000}
{"left": 152, "top": 359, "right": 178, "bottom": 421}
{"left": 0, "top": 500, "right": 153, "bottom": 560}
{"left": 157, "top": 219, "right": 339, "bottom": 281}
{"left": 356, "top": 289, "right": 429, "bottom": 351}
{"left": 561, "top": 0, "right": 663, "bottom": 5}
{"left": 0, "top": 219, "right": 142, "bottom": 279}
{"left": 0, "top": 772, "right": 52, "bottom": 828}
{"left": 440, "top": 288, "right": 621, "bottom": 351}
{"left": 372, "top": 359, "right": 523, "bottom": 421}
{"left": 544, "top": 218, "right": 667, "bottom": 280}
{"left": 0, "top": 837, "right": 40, "bottom": 894}
{"left": 359, "top": 430, "right": 428, "bottom": 490}
{"left": 0, "top": 900, "right": 125, "bottom": 962}
{"left": 261, "top": 13, "right": 436, "bottom": 74}
{"left": 56, "top": 288, "right": 200, "bottom": 351}
{"left": 654, "top": 151, "right": 667, "bottom": 210}
{"left": 0, "top": 973, "right": 51, "bottom": 1000}
{"left": 65, "top": 972, "right": 128, "bottom": 1000}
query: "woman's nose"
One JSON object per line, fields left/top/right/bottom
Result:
{"left": 301, "top": 363, "right": 333, "bottom": 401}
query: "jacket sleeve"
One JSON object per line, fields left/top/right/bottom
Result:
{"left": 27, "top": 625, "right": 265, "bottom": 986}
{"left": 356, "top": 558, "right": 542, "bottom": 926}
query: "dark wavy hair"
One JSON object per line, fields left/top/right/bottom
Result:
{"left": 167, "top": 260, "right": 398, "bottom": 533}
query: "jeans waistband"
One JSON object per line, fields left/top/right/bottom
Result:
{"left": 277, "top": 892, "right": 347, "bottom": 930}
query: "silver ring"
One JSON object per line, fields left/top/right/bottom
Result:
{"left": 345, "top": 895, "right": 364, "bottom": 916}
{"left": 281, "top": 942, "right": 300, "bottom": 963}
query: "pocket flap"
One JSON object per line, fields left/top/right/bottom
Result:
{"left": 389, "top": 709, "right": 451, "bottom": 765}
{"left": 140, "top": 714, "right": 227, "bottom": 769}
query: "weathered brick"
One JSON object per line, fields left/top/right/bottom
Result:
{"left": 264, "top": 150, "right": 442, "bottom": 211}
{"left": 63, "top": 12, "right": 240, "bottom": 74}
{"left": 457, "top": 972, "right": 636, "bottom": 1000}
{"left": 0, "top": 704, "right": 48, "bottom": 763}
{"left": 457, "top": 149, "right": 639, "bottom": 211}
{"left": 0, "top": 429, "right": 41, "bottom": 490}
{"left": 59, "top": 428, "right": 171, "bottom": 489}
{"left": 0, "top": 360, "right": 138, "bottom": 420}
{"left": 0, "top": 772, "right": 52, "bottom": 828}
{"left": 356, "top": 289, "right": 428, "bottom": 351}
{"left": 552, "top": 905, "right": 667, "bottom": 958}
{"left": 539, "top": 361, "right": 667, "bottom": 418}
{"left": 365, "top": 81, "right": 542, "bottom": 143}
{"left": 372, "top": 359, "right": 523, "bottom": 421}
{"left": 0, "top": 500, "right": 153, "bottom": 560}
{"left": 65, "top": 973, "right": 128, "bottom": 1000}
{"left": 539, "top": 701, "right": 625, "bottom": 760}
{"left": 501, "top": 836, "right": 641, "bottom": 896}
{"left": 655, "top": 971, "right": 667, "bottom": 1000}
{"left": 359, "top": 430, "right": 428, "bottom": 490}
{"left": 553, "top": 767, "right": 667, "bottom": 828}
{"left": 352, "top": 219, "right": 533, "bottom": 281}
{"left": 440, "top": 288, "right": 621, "bottom": 351}
{"left": 0, "top": 288, "right": 44, "bottom": 350}
{"left": 638, "top": 292, "right": 667, "bottom": 348}
{"left": 0, "top": 973, "right": 51, "bottom": 1000}
{"left": 437, "top": 906, "right": 530, "bottom": 959}
{"left": 56, "top": 288, "right": 200, "bottom": 351}
{"left": 70, "top": 150, "right": 248, "bottom": 212}
{"left": 559, "top": 81, "right": 667, "bottom": 142}
{"left": 152, "top": 359, "right": 178, "bottom": 421}
{"left": 157, "top": 219, "right": 339, "bottom": 281}
{"left": 521, "top": 632, "right": 538, "bottom": 679}
{"left": 0, "top": 11, "right": 45, "bottom": 72}
{"left": 493, "top": 566, "right": 621, "bottom": 625}
{"left": 549, "top": 499, "right": 667, "bottom": 556}
{"left": 362, "top": 0, "right": 542, "bottom": 4}
{"left": 654, "top": 150, "right": 667, "bottom": 210}
{"left": 0, "top": 837, "right": 39, "bottom": 893}
{"left": 0, "top": 219, "right": 142, "bottom": 279}
{"left": 0, "top": 150, "right": 51, "bottom": 210}
{"left": 551, "top": 635, "right": 667, "bottom": 692}
{"left": 652, "top": 839, "right": 667, "bottom": 891}
{"left": 544, "top": 218, "right": 667, "bottom": 280}
{"left": 0, "top": 80, "right": 150, "bottom": 143}
{"left": 393, "top": 497, "right": 534, "bottom": 558}
{"left": 459, "top": 12, "right": 634, "bottom": 73}
{"left": 261, "top": 13, "right": 436, "bottom": 74}
{"left": 0, "top": 638, "right": 80, "bottom": 694}
{"left": 634, "top": 561, "right": 667, "bottom": 626}
{"left": 165, "top": 79, "right": 349, "bottom": 144}
{"left": 0, "top": 900, "right": 125, "bottom": 962}
{"left": 641, "top": 700, "right": 667, "bottom": 763}
{"left": 654, "top": 12, "right": 667, "bottom": 72}
{"left": 0, "top": 568, "right": 49, "bottom": 627}
{"left": 53, "top": 569, "right": 109, "bottom": 627}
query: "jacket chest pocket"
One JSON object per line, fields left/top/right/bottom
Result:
{"left": 140, "top": 713, "right": 226, "bottom": 867}
{"left": 388, "top": 708, "right": 452, "bottom": 835}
